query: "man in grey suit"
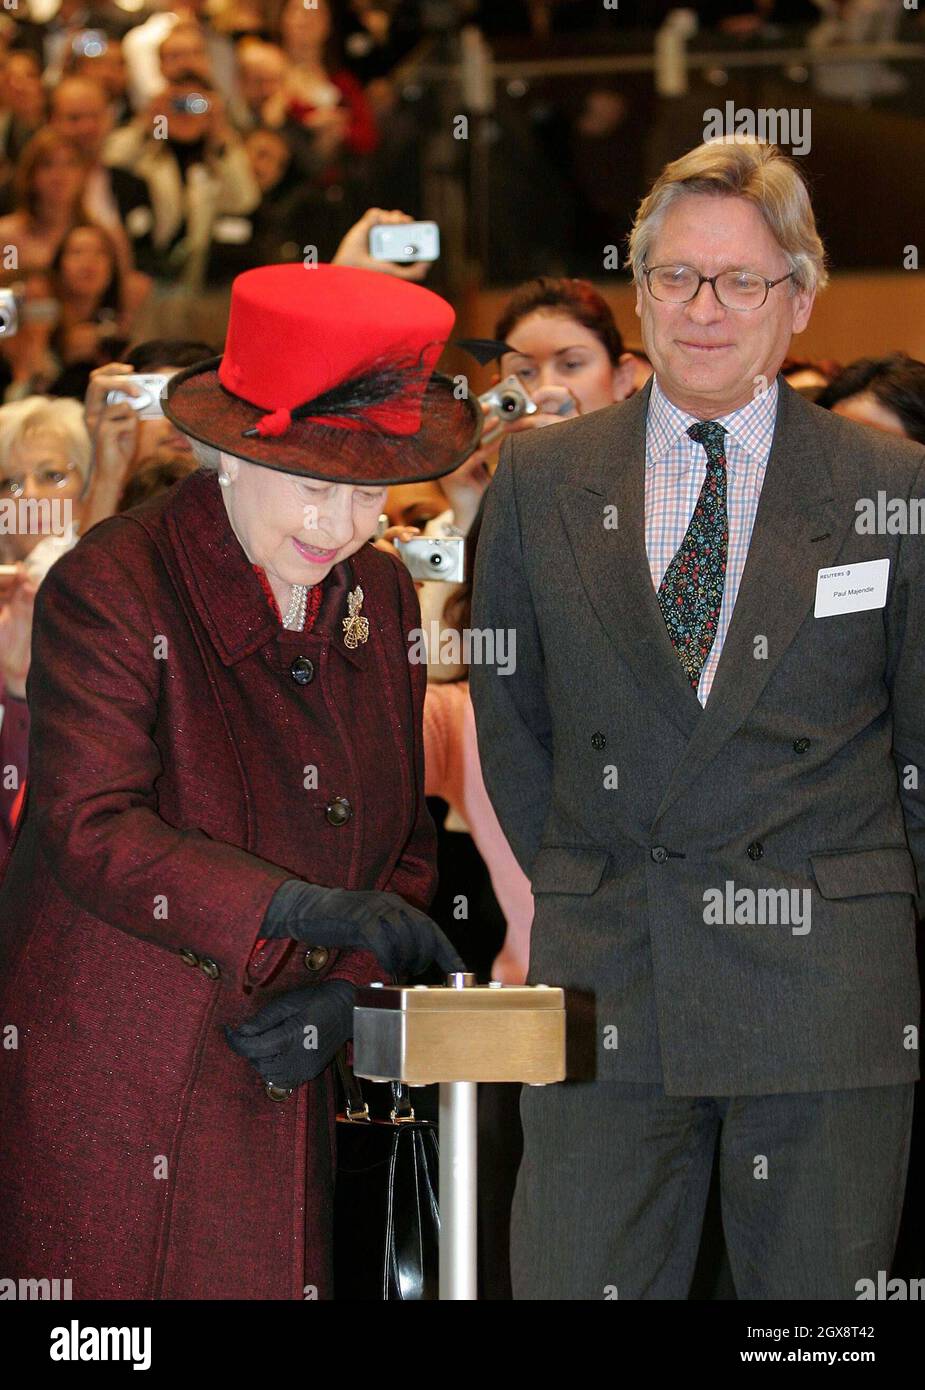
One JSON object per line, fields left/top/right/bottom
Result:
{"left": 469, "top": 138, "right": 925, "bottom": 1299}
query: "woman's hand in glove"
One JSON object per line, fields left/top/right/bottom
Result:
{"left": 260, "top": 879, "right": 466, "bottom": 978}
{"left": 224, "top": 979, "right": 356, "bottom": 1090}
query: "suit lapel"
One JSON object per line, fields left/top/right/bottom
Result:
{"left": 557, "top": 378, "right": 704, "bottom": 741}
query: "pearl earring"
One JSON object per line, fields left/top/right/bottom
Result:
{"left": 218, "top": 472, "right": 232, "bottom": 487}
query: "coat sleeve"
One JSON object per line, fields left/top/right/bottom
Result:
{"left": 468, "top": 437, "right": 554, "bottom": 879}
{"left": 885, "top": 451, "right": 925, "bottom": 919}
{"left": 379, "top": 553, "right": 438, "bottom": 914}
{"left": 26, "top": 525, "right": 292, "bottom": 993}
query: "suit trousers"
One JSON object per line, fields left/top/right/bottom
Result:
{"left": 510, "top": 1079, "right": 915, "bottom": 1300}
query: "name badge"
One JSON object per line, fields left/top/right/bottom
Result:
{"left": 814, "top": 558, "right": 890, "bottom": 618}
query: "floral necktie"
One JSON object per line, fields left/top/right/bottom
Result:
{"left": 656, "top": 420, "right": 729, "bottom": 690}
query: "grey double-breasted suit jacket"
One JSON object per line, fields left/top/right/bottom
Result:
{"left": 469, "top": 374, "right": 925, "bottom": 1095}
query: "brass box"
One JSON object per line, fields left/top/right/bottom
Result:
{"left": 352, "top": 984, "right": 566, "bottom": 1086}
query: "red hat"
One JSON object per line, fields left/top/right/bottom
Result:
{"left": 162, "top": 263, "right": 482, "bottom": 484}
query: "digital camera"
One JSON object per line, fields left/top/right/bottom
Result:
{"left": 394, "top": 536, "right": 465, "bottom": 583}
{"left": 0, "top": 289, "right": 19, "bottom": 338}
{"left": 171, "top": 93, "right": 211, "bottom": 115}
{"left": 104, "top": 375, "right": 171, "bottom": 420}
{"left": 478, "top": 374, "right": 538, "bottom": 428}
{"left": 368, "top": 221, "right": 440, "bottom": 264}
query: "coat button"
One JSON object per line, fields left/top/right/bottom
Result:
{"left": 591, "top": 731, "right": 606, "bottom": 749}
{"left": 199, "top": 956, "right": 221, "bottom": 980}
{"left": 179, "top": 948, "right": 199, "bottom": 967}
{"left": 793, "top": 738, "right": 810, "bottom": 754}
{"left": 325, "top": 796, "right": 352, "bottom": 826}
{"left": 650, "top": 845, "right": 669, "bottom": 864}
{"left": 304, "top": 946, "right": 330, "bottom": 972}
{"left": 290, "top": 656, "right": 315, "bottom": 685}
{"left": 747, "top": 842, "right": 763, "bottom": 861}
{"left": 265, "top": 1082, "right": 293, "bottom": 1101}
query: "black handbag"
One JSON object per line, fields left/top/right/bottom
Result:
{"left": 333, "top": 1048, "right": 440, "bottom": 1301}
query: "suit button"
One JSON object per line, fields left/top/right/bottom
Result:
{"left": 650, "top": 845, "right": 669, "bottom": 864}
{"left": 304, "top": 946, "right": 330, "bottom": 972}
{"left": 747, "top": 842, "right": 763, "bottom": 861}
{"left": 179, "top": 948, "right": 199, "bottom": 966}
{"left": 591, "top": 731, "right": 606, "bottom": 749}
{"left": 199, "top": 956, "right": 221, "bottom": 980}
{"left": 326, "top": 796, "right": 352, "bottom": 826}
{"left": 265, "top": 1082, "right": 293, "bottom": 1102}
{"left": 793, "top": 738, "right": 810, "bottom": 754}
{"left": 290, "top": 656, "right": 315, "bottom": 685}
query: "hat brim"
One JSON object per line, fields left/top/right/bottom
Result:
{"left": 162, "top": 357, "right": 484, "bottom": 485}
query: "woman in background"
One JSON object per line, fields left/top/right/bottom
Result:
{"left": 274, "top": 0, "right": 379, "bottom": 165}
{"left": 47, "top": 223, "right": 149, "bottom": 398}
{"left": 0, "top": 129, "right": 88, "bottom": 274}
{"left": 0, "top": 395, "right": 89, "bottom": 854}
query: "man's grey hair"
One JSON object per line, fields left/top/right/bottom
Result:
{"left": 626, "top": 138, "right": 829, "bottom": 294}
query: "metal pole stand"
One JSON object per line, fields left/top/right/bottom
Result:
{"left": 352, "top": 972, "right": 566, "bottom": 1301}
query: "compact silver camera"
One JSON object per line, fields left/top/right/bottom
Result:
{"left": 368, "top": 221, "right": 440, "bottom": 263}
{"left": 104, "top": 374, "right": 170, "bottom": 420}
{"left": 171, "top": 93, "right": 211, "bottom": 115}
{"left": 0, "top": 289, "right": 19, "bottom": 338}
{"left": 394, "top": 536, "right": 465, "bottom": 583}
{"left": 478, "top": 374, "right": 538, "bottom": 428}
{"left": 71, "top": 29, "right": 108, "bottom": 58}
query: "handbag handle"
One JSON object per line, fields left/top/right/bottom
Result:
{"left": 335, "top": 1046, "right": 417, "bottom": 1123}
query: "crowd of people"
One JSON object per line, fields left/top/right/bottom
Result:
{"left": 0, "top": 1, "right": 923, "bottom": 1304}
{"left": 0, "top": 0, "right": 427, "bottom": 369}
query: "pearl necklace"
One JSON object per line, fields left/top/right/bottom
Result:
{"left": 282, "top": 583, "right": 308, "bottom": 631}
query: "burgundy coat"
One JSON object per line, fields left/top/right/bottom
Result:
{"left": 0, "top": 467, "right": 437, "bottom": 1300}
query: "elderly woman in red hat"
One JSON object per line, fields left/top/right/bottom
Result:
{"left": 0, "top": 263, "right": 480, "bottom": 1300}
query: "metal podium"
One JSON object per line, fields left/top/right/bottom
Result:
{"left": 352, "top": 972, "right": 566, "bottom": 1300}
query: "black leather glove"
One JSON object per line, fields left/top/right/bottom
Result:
{"left": 260, "top": 879, "right": 465, "bottom": 977}
{"left": 224, "top": 979, "right": 356, "bottom": 1090}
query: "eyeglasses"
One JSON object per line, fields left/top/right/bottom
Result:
{"left": 643, "top": 263, "right": 795, "bottom": 311}
{"left": 0, "top": 464, "right": 81, "bottom": 498}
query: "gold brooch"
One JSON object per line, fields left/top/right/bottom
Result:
{"left": 343, "top": 585, "right": 370, "bottom": 648}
